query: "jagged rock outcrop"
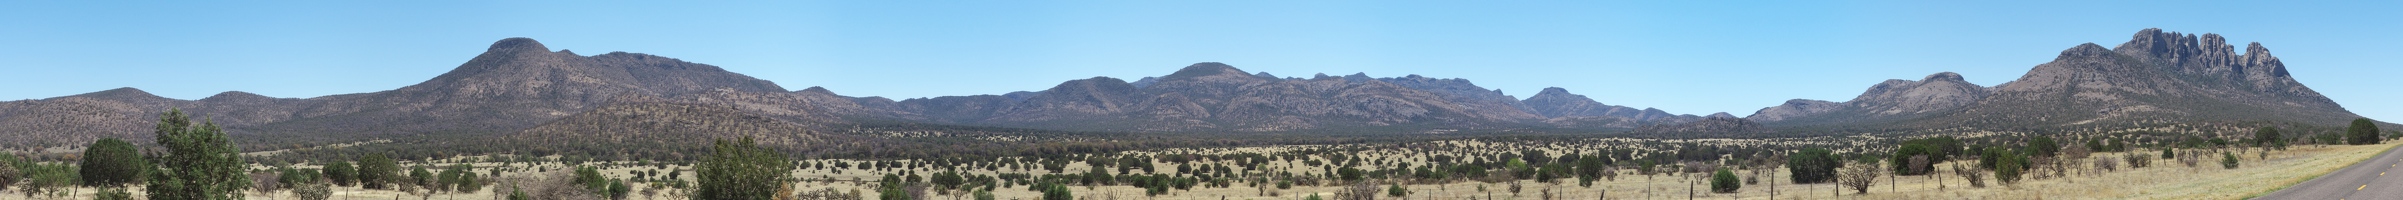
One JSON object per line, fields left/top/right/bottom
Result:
{"left": 1750, "top": 28, "right": 2362, "bottom": 129}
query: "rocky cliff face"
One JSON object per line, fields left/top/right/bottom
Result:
{"left": 1954, "top": 29, "right": 2351, "bottom": 127}
{"left": 1749, "top": 28, "right": 2362, "bottom": 129}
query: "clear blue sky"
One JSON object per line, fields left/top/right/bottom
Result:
{"left": 4, "top": 1, "right": 2398, "bottom": 121}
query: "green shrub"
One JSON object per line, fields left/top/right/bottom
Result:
{"left": 1994, "top": 153, "right": 2024, "bottom": 184}
{"left": 2221, "top": 152, "right": 2240, "bottom": 169}
{"left": 1889, "top": 143, "right": 1935, "bottom": 175}
{"left": 79, "top": 138, "right": 148, "bottom": 187}
{"left": 1710, "top": 168, "right": 1740, "bottom": 193}
{"left": 695, "top": 136, "right": 794, "bottom": 200}
{"left": 2351, "top": 118, "right": 2383, "bottom": 145}
{"left": 1786, "top": 148, "right": 1842, "bottom": 183}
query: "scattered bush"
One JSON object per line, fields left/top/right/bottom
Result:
{"left": 2093, "top": 157, "right": 2119, "bottom": 172}
{"left": 1710, "top": 168, "right": 1740, "bottom": 193}
{"left": 2257, "top": 127, "right": 2287, "bottom": 150}
{"left": 95, "top": 187, "right": 134, "bottom": 200}
{"left": 2222, "top": 152, "right": 2240, "bottom": 169}
{"left": 1838, "top": 161, "right": 1881, "bottom": 194}
{"left": 2125, "top": 153, "right": 2153, "bottom": 168}
{"left": 294, "top": 183, "right": 334, "bottom": 200}
{"left": 1889, "top": 143, "right": 1936, "bottom": 175}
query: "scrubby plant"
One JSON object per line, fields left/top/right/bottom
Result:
{"left": 1995, "top": 153, "right": 2024, "bottom": 184}
{"left": 95, "top": 187, "right": 135, "bottom": 200}
{"left": 2222, "top": 152, "right": 2240, "bottom": 169}
{"left": 1838, "top": 161, "right": 1880, "bottom": 194}
{"left": 2125, "top": 153, "right": 2152, "bottom": 168}
{"left": 294, "top": 183, "right": 334, "bottom": 200}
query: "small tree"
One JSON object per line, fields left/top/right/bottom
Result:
{"left": 410, "top": 166, "right": 435, "bottom": 190}
{"left": 1710, "top": 168, "right": 1739, "bottom": 193}
{"left": 1995, "top": 153, "right": 2024, "bottom": 184}
{"left": 146, "top": 109, "right": 252, "bottom": 199}
{"left": 2350, "top": 118, "right": 2383, "bottom": 145}
{"left": 1786, "top": 148, "right": 1841, "bottom": 184}
{"left": 81, "top": 138, "right": 149, "bottom": 187}
{"left": 1889, "top": 144, "right": 1935, "bottom": 175}
{"left": 1040, "top": 183, "right": 1072, "bottom": 200}
{"left": 359, "top": 154, "right": 400, "bottom": 189}
{"left": 1388, "top": 183, "right": 1408, "bottom": 197}
{"left": 2028, "top": 136, "right": 2061, "bottom": 158}
{"left": 324, "top": 161, "right": 357, "bottom": 187}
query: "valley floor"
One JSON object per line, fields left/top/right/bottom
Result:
{"left": 1, "top": 141, "right": 2390, "bottom": 200}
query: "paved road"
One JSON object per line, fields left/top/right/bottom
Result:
{"left": 2256, "top": 144, "right": 2403, "bottom": 200}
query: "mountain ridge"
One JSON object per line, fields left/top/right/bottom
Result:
{"left": 0, "top": 29, "right": 2389, "bottom": 150}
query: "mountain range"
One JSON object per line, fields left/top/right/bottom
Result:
{"left": 0, "top": 28, "right": 2386, "bottom": 150}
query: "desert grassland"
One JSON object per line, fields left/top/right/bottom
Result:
{"left": 2, "top": 139, "right": 2389, "bottom": 200}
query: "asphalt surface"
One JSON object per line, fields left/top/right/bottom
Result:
{"left": 2255, "top": 144, "right": 2403, "bottom": 200}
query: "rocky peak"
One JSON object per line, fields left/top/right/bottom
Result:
{"left": 1921, "top": 72, "right": 1966, "bottom": 83}
{"left": 2059, "top": 43, "right": 2116, "bottom": 60}
{"left": 1705, "top": 112, "right": 1737, "bottom": 119}
{"left": 1161, "top": 62, "right": 1251, "bottom": 80}
{"left": 487, "top": 37, "right": 551, "bottom": 54}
